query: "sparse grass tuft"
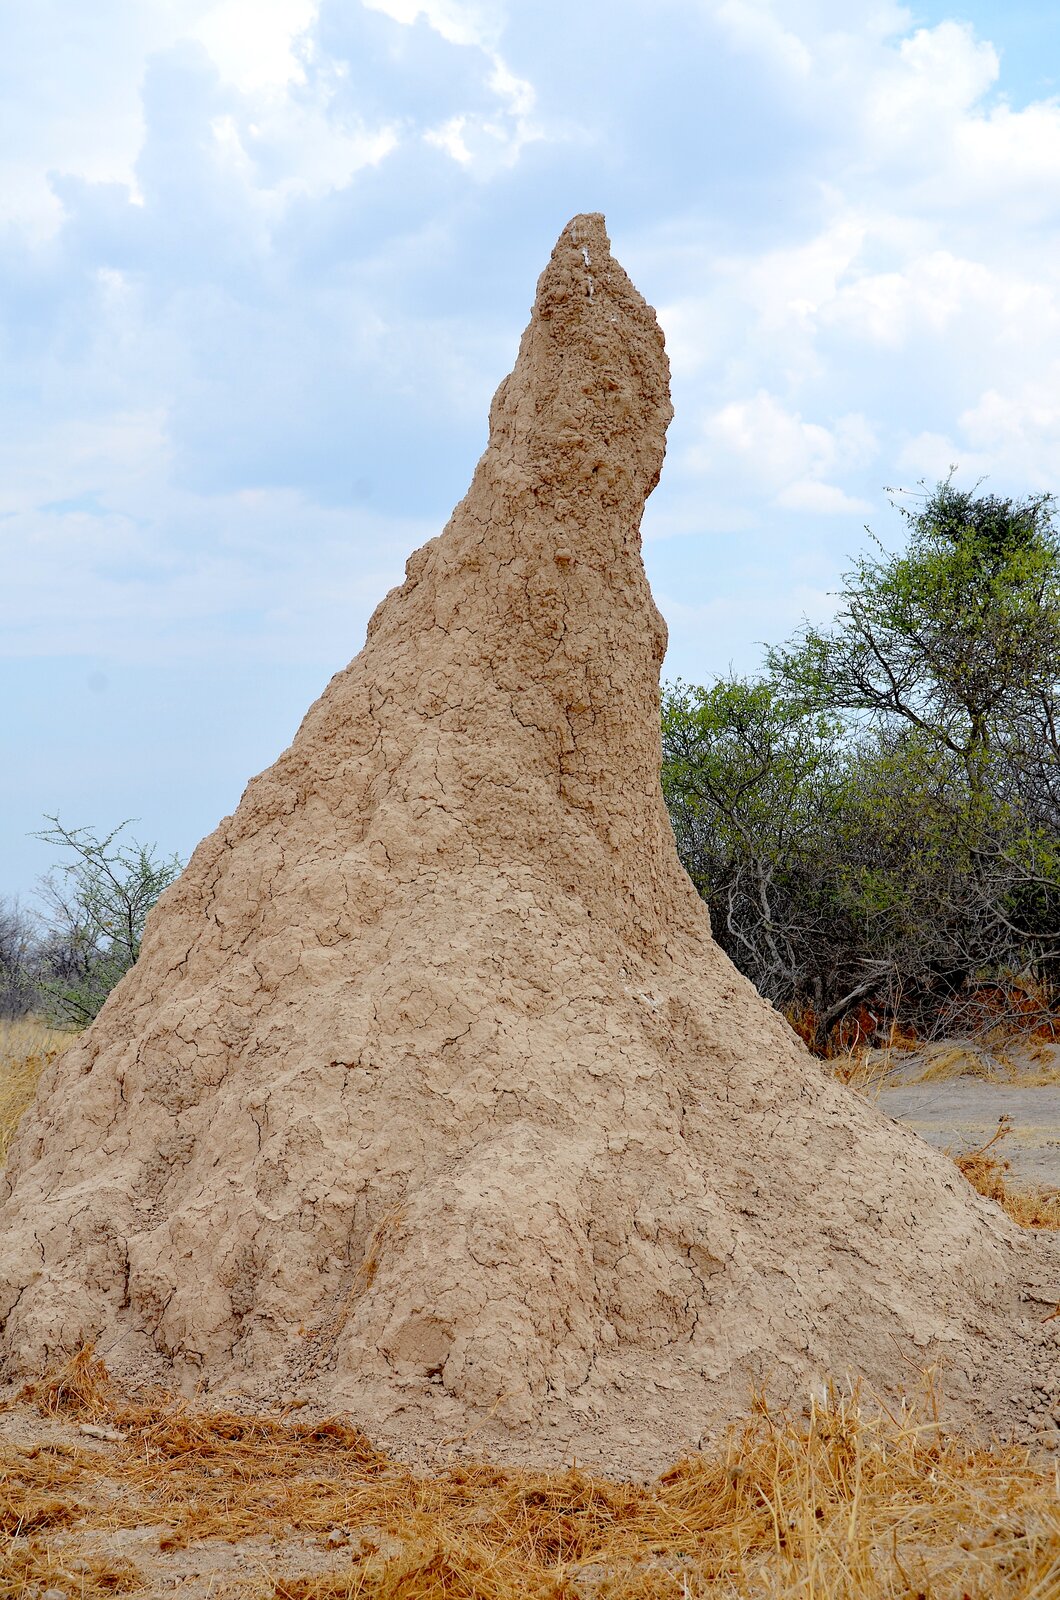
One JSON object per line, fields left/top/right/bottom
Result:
{"left": 29, "top": 1343, "right": 119, "bottom": 1422}
{"left": 914, "top": 1041, "right": 1001, "bottom": 1081}
{"left": 0, "top": 1016, "right": 74, "bottom": 1166}
{"left": 953, "top": 1115, "right": 1060, "bottom": 1229}
{"left": 910, "top": 1038, "right": 1060, "bottom": 1085}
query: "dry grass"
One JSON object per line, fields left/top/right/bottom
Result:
{"left": 830, "top": 1034, "right": 1060, "bottom": 1089}
{"left": 2, "top": 1349, "right": 1059, "bottom": 1598}
{"left": 953, "top": 1115, "right": 1060, "bottom": 1229}
{"left": 827, "top": 1048, "right": 893, "bottom": 1098}
{"left": 913, "top": 1042, "right": 1004, "bottom": 1082}
{"left": 909, "top": 1040, "right": 1060, "bottom": 1087}
{"left": 0, "top": 1017, "right": 73, "bottom": 1166}
{"left": 0, "top": 1536, "right": 142, "bottom": 1600}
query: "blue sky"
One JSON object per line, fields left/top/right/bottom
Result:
{"left": 5, "top": 0, "right": 1060, "bottom": 899}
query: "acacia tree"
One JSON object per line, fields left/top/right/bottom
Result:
{"left": 0, "top": 899, "right": 41, "bottom": 1019}
{"left": 768, "top": 480, "right": 1060, "bottom": 793}
{"left": 33, "top": 817, "right": 183, "bottom": 1026}
{"left": 831, "top": 729, "right": 1035, "bottom": 1029}
{"left": 662, "top": 684, "right": 971, "bottom": 1042}
{"left": 768, "top": 481, "right": 1060, "bottom": 985}
{"left": 663, "top": 479, "right": 1060, "bottom": 1045}
{"left": 662, "top": 678, "right": 882, "bottom": 1040}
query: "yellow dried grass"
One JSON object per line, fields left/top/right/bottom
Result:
{"left": 911, "top": 1040, "right": 1060, "bottom": 1086}
{"left": 953, "top": 1115, "right": 1060, "bottom": 1230}
{"left": 3, "top": 1350, "right": 1059, "bottom": 1598}
{"left": 0, "top": 1538, "right": 143, "bottom": 1600}
{"left": 0, "top": 1017, "right": 74, "bottom": 1166}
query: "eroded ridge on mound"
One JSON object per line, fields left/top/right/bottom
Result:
{"left": 2, "top": 214, "right": 1057, "bottom": 1470}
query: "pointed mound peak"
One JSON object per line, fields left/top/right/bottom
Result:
{"left": 482, "top": 212, "right": 673, "bottom": 520}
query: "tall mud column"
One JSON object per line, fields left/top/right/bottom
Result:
{"left": 2, "top": 215, "right": 1056, "bottom": 1471}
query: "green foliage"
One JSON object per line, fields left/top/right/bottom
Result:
{"left": 768, "top": 479, "right": 1060, "bottom": 774}
{"left": 664, "top": 479, "right": 1060, "bottom": 1045}
{"left": 662, "top": 680, "right": 848, "bottom": 1010}
{"left": 33, "top": 817, "right": 183, "bottom": 1026}
{"left": 662, "top": 679, "right": 843, "bottom": 875}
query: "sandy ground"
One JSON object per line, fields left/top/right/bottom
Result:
{"left": 880, "top": 1081, "right": 1060, "bottom": 1185}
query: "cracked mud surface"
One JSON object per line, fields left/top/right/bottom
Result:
{"left": 1, "top": 213, "right": 1058, "bottom": 1474}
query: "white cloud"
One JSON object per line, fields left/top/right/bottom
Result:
{"left": 843, "top": 20, "right": 1060, "bottom": 227}
{"left": 691, "top": 391, "right": 877, "bottom": 503}
{"left": 949, "top": 383, "right": 1060, "bottom": 490}
{"left": 867, "top": 20, "right": 998, "bottom": 127}
{"left": 960, "top": 388, "right": 1060, "bottom": 456}
{"left": 0, "top": 0, "right": 538, "bottom": 245}
{"left": 736, "top": 221, "right": 867, "bottom": 334}
{"left": 710, "top": 0, "right": 813, "bottom": 77}
{"left": 425, "top": 116, "right": 474, "bottom": 164}
{"left": 422, "top": 106, "right": 541, "bottom": 173}
{"left": 0, "top": 12, "right": 159, "bottom": 238}
{"left": 775, "top": 479, "right": 872, "bottom": 514}
{"left": 895, "top": 374, "right": 1060, "bottom": 492}
{"left": 191, "top": 0, "right": 319, "bottom": 91}
{"left": 636, "top": 5, "right": 1060, "bottom": 558}
{"left": 197, "top": 5, "right": 403, "bottom": 209}
{"left": 487, "top": 53, "right": 535, "bottom": 118}
{"left": 361, "top": 0, "right": 500, "bottom": 50}
{"left": 362, "top": 0, "right": 539, "bottom": 171}
{"left": 824, "top": 249, "right": 1004, "bottom": 347}
{"left": 0, "top": 1, "right": 329, "bottom": 239}
{"left": 696, "top": 391, "right": 832, "bottom": 481}
{"left": 222, "top": 103, "right": 398, "bottom": 206}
